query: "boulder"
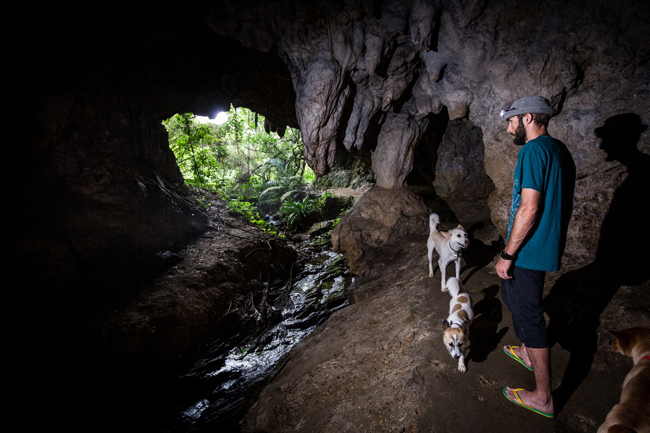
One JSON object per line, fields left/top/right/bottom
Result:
{"left": 331, "top": 186, "right": 430, "bottom": 274}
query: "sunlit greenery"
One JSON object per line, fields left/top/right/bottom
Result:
{"left": 163, "top": 106, "right": 343, "bottom": 235}
{"left": 163, "top": 106, "right": 314, "bottom": 195}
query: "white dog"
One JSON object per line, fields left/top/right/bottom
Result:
{"left": 442, "top": 277, "right": 474, "bottom": 372}
{"left": 427, "top": 213, "right": 469, "bottom": 291}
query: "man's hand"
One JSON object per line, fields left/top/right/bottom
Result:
{"left": 496, "top": 257, "right": 513, "bottom": 279}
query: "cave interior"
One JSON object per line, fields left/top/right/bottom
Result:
{"left": 12, "top": 1, "right": 650, "bottom": 431}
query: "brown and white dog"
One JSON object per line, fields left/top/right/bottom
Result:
{"left": 442, "top": 277, "right": 474, "bottom": 373}
{"left": 597, "top": 327, "right": 650, "bottom": 433}
{"left": 427, "top": 213, "right": 469, "bottom": 292}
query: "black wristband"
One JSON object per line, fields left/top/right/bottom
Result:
{"left": 500, "top": 250, "right": 516, "bottom": 260}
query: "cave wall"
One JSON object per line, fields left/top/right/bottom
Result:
{"left": 14, "top": 5, "right": 297, "bottom": 293}
{"left": 13, "top": 0, "right": 650, "bottom": 293}
{"left": 206, "top": 0, "right": 650, "bottom": 268}
{"left": 433, "top": 118, "right": 495, "bottom": 223}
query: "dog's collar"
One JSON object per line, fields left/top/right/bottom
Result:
{"left": 449, "top": 243, "right": 463, "bottom": 258}
{"left": 643, "top": 355, "right": 650, "bottom": 361}
{"left": 449, "top": 320, "right": 464, "bottom": 328}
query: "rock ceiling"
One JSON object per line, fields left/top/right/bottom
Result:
{"left": 13, "top": 0, "right": 650, "bottom": 290}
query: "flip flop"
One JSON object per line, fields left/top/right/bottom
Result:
{"left": 503, "top": 345, "right": 533, "bottom": 371}
{"left": 502, "top": 387, "right": 555, "bottom": 418}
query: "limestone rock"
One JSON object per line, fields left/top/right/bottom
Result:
{"left": 331, "top": 186, "right": 430, "bottom": 274}
{"left": 206, "top": 0, "right": 650, "bottom": 268}
{"left": 13, "top": 2, "right": 650, "bottom": 430}
{"left": 433, "top": 119, "right": 495, "bottom": 224}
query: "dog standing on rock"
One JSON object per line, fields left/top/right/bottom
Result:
{"left": 427, "top": 213, "right": 469, "bottom": 292}
{"left": 442, "top": 277, "right": 474, "bottom": 372}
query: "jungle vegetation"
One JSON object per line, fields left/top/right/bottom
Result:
{"left": 162, "top": 106, "right": 350, "bottom": 235}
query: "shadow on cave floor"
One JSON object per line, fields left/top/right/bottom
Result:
{"left": 461, "top": 221, "right": 504, "bottom": 286}
{"left": 543, "top": 113, "right": 650, "bottom": 413}
{"left": 468, "top": 284, "right": 509, "bottom": 363}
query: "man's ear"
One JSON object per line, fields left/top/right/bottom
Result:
{"left": 523, "top": 113, "right": 533, "bottom": 125}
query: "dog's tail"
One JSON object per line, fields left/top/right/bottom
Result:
{"left": 429, "top": 213, "right": 440, "bottom": 232}
{"left": 446, "top": 277, "right": 462, "bottom": 297}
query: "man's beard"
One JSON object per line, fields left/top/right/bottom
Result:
{"left": 513, "top": 120, "right": 527, "bottom": 146}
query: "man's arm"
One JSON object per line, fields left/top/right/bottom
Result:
{"left": 496, "top": 188, "right": 541, "bottom": 279}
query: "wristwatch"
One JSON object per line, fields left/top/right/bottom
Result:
{"left": 500, "top": 250, "right": 516, "bottom": 260}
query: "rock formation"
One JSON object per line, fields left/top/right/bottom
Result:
{"left": 205, "top": 0, "right": 649, "bottom": 270}
{"left": 14, "top": 5, "right": 297, "bottom": 292}
{"left": 433, "top": 118, "right": 494, "bottom": 223}
{"left": 16, "top": 0, "right": 649, "bottom": 292}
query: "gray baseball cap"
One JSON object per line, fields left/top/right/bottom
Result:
{"left": 499, "top": 95, "right": 555, "bottom": 120}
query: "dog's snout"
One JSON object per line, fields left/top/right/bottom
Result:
{"left": 453, "top": 354, "right": 460, "bottom": 359}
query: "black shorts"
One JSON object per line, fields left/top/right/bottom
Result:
{"left": 501, "top": 266, "right": 548, "bottom": 348}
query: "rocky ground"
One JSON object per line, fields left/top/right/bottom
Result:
{"left": 27, "top": 187, "right": 648, "bottom": 433}
{"left": 27, "top": 189, "right": 304, "bottom": 432}
{"left": 241, "top": 222, "right": 650, "bottom": 432}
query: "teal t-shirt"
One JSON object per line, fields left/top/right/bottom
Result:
{"left": 506, "top": 135, "right": 563, "bottom": 272}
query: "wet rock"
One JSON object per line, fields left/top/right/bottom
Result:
{"left": 166, "top": 250, "right": 351, "bottom": 432}
{"left": 308, "top": 220, "right": 336, "bottom": 236}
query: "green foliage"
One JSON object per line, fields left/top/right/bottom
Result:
{"left": 277, "top": 192, "right": 333, "bottom": 229}
{"left": 162, "top": 113, "right": 228, "bottom": 188}
{"left": 163, "top": 106, "right": 313, "bottom": 199}
{"left": 163, "top": 105, "right": 341, "bottom": 237}
{"left": 226, "top": 197, "right": 258, "bottom": 220}
{"left": 197, "top": 196, "right": 212, "bottom": 210}
{"left": 227, "top": 196, "right": 284, "bottom": 238}
{"left": 329, "top": 204, "right": 352, "bottom": 232}
{"left": 259, "top": 158, "right": 307, "bottom": 206}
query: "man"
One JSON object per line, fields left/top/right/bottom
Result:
{"left": 496, "top": 95, "right": 567, "bottom": 419}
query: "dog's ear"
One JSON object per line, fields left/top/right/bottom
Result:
{"left": 609, "top": 329, "right": 624, "bottom": 338}
{"left": 441, "top": 231, "right": 451, "bottom": 239}
{"left": 457, "top": 224, "right": 464, "bottom": 229}
{"left": 609, "top": 330, "right": 634, "bottom": 348}
{"left": 442, "top": 319, "right": 450, "bottom": 330}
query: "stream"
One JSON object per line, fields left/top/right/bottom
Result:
{"left": 163, "top": 242, "right": 352, "bottom": 432}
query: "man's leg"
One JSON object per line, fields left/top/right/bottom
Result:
{"left": 505, "top": 346, "right": 554, "bottom": 414}
{"left": 503, "top": 267, "right": 554, "bottom": 414}
{"left": 502, "top": 268, "right": 535, "bottom": 370}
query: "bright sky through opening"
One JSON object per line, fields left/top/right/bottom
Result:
{"left": 196, "top": 112, "right": 228, "bottom": 124}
